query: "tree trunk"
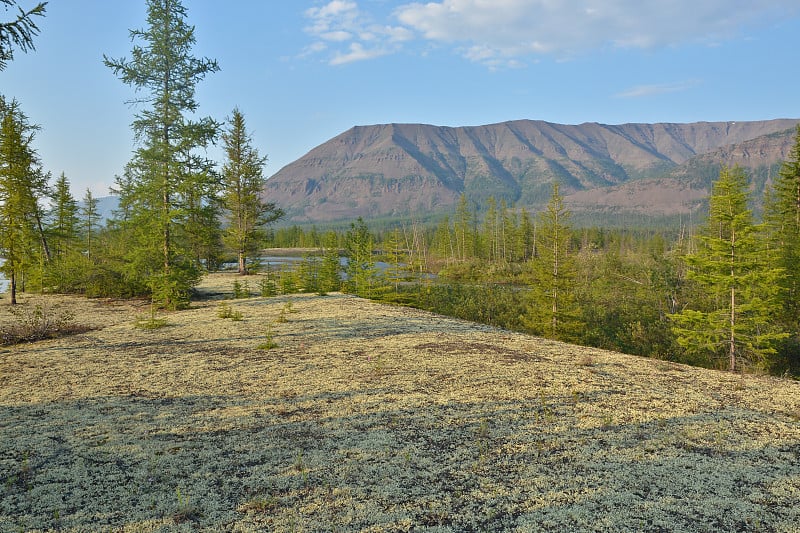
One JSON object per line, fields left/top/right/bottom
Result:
{"left": 729, "top": 286, "right": 736, "bottom": 371}
{"left": 10, "top": 270, "right": 16, "bottom": 305}
{"left": 238, "top": 250, "right": 246, "bottom": 275}
{"left": 35, "top": 209, "right": 51, "bottom": 263}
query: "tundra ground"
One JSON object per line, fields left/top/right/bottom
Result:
{"left": 1, "top": 273, "right": 799, "bottom": 531}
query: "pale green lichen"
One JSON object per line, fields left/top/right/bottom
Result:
{"left": 1, "top": 273, "right": 799, "bottom": 531}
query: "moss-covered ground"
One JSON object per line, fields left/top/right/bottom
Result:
{"left": 1, "top": 273, "right": 799, "bottom": 531}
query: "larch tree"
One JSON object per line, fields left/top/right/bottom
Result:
{"left": 764, "top": 125, "right": 800, "bottom": 330}
{"left": 453, "top": 194, "right": 475, "bottom": 261}
{"left": 525, "top": 182, "right": 582, "bottom": 341}
{"left": 344, "top": 217, "right": 377, "bottom": 297}
{"left": 671, "top": 166, "right": 786, "bottom": 371}
{"left": 104, "top": 0, "right": 219, "bottom": 308}
{"left": 383, "top": 227, "right": 407, "bottom": 293}
{"left": 318, "top": 230, "right": 342, "bottom": 294}
{"left": 221, "top": 108, "right": 282, "bottom": 274}
{"left": 0, "top": 0, "right": 46, "bottom": 71}
{"left": 80, "top": 188, "right": 99, "bottom": 259}
{"left": 179, "top": 145, "right": 223, "bottom": 270}
{"left": 516, "top": 207, "right": 534, "bottom": 262}
{"left": 482, "top": 196, "right": 499, "bottom": 262}
{"left": 0, "top": 96, "right": 46, "bottom": 304}
{"left": 48, "top": 172, "right": 79, "bottom": 257}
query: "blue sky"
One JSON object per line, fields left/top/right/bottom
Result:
{"left": 3, "top": 0, "right": 799, "bottom": 197}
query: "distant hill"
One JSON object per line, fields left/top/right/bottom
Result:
{"left": 263, "top": 119, "right": 800, "bottom": 225}
{"left": 77, "top": 195, "right": 119, "bottom": 225}
{"left": 564, "top": 127, "right": 800, "bottom": 222}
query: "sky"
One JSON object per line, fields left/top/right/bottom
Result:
{"left": 2, "top": 0, "right": 800, "bottom": 197}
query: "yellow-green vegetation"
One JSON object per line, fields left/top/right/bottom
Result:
{"left": 1, "top": 273, "right": 799, "bottom": 531}
{"left": 217, "top": 301, "right": 244, "bottom": 322}
{"left": 133, "top": 306, "right": 169, "bottom": 331}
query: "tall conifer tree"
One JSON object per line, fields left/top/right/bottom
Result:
{"left": 0, "top": 97, "right": 46, "bottom": 303}
{"left": 764, "top": 125, "right": 800, "bottom": 329}
{"left": 80, "top": 188, "right": 99, "bottom": 259}
{"left": 671, "top": 166, "right": 786, "bottom": 371}
{"left": 221, "top": 108, "right": 282, "bottom": 274}
{"left": 525, "top": 182, "right": 582, "bottom": 341}
{"left": 344, "top": 217, "right": 377, "bottom": 297}
{"left": 104, "top": 0, "right": 219, "bottom": 308}
{"left": 48, "top": 172, "right": 79, "bottom": 257}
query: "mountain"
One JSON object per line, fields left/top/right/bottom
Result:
{"left": 78, "top": 195, "right": 119, "bottom": 224}
{"left": 264, "top": 119, "right": 800, "bottom": 225}
{"left": 564, "top": 126, "right": 799, "bottom": 222}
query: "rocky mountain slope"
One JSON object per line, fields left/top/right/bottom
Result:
{"left": 565, "top": 126, "right": 800, "bottom": 220}
{"left": 264, "top": 119, "right": 799, "bottom": 224}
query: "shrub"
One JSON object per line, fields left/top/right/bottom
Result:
{"left": 217, "top": 301, "right": 243, "bottom": 321}
{"left": 1, "top": 303, "right": 89, "bottom": 345}
{"left": 258, "top": 275, "right": 277, "bottom": 297}
{"left": 133, "top": 306, "right": 169, "bottom": 330}
{"left": 232, "top": 279, "right": 251, "bottom": 299}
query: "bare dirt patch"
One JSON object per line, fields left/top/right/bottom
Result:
{"left": 1, "top": 273, "right": 799, "bottom": 531}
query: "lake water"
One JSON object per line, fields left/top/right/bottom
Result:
{"left": 0, "top": 259, "right": 6, "bottom": 293}
{"left": 0, "top": 255, "right": 423, "bottom": 295}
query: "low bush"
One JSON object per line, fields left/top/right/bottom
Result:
{"left": 1, "top": 303, "right": 90, "bottom": 345}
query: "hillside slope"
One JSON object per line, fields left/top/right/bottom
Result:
{"left": 2, "top": 274, "right": 799, "bottom": 531}
{"left": 564, "top": 126, "right": 799, "bottom": 219}
{"left": 264, "top": 119, "right": 799, "bottom": 223}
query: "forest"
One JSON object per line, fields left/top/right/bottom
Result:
{"left": 2, "top": 0, "right": 800, "bottom": 377}
{"left": 260, "top": 151, "right": 800, "bottom": 377}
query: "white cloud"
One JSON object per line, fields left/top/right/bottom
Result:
{"left": 305, "top": 1, "right": 358, "bottom": 20}
{"left": 330, "top": 43, "right": 388, "bottom": 65}
{"left": 303, "top": 0, "right": 798, "bottom": 68}
{"left": 615, "top": 80, "right": 701, "bottom": 99}
{"left": 321, "top": 30, "right": 353, "bottom": 42}
{"left": 303, "top": 0, "right": 410, "bottom": 64}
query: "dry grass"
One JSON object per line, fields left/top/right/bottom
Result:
{"left": 1, "top": 273, "right": 800, "bottom": 531}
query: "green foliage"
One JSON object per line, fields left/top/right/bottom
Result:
{"left": 578, "top": 248, "right": 679, "bottom": 360}
{"left": 216, "top": 301, "right": 243, "bottom": 321}
{"left": 221, "top": 108, "right": 283, "bottom": 274}
{"left": 454, "top": 194, "right": 477, "bottom": 261}
{"left": 525, "top": 183, "right": 583, "bottom": 341}
{"left": 104, "top": 0, "right": 220, "bottom": 308}
{"left": 278, "top": 268, "right": 298, "bottom": 295}
{"left": 134, "top": 306, "right": 168, "bottom": 330}
{"left": 296, "top": 255, "right": 320, "bottom": 294}
{"left": 0, "top": 0, "right": 47, "bottom": 71}
{"left": 344, "top": 217, "right": 378, "bottom": 297}
{"left": 47, "top": 172, "right": 80, "bottom": 258}
{"left": 172, "top": 487, "right": 201, "bottom": 524}
{"left": 232, "top": 279, "right": 251, "bottom": 299}
{"left": 318, "top": 231, "right": 342, "bottom": 294}
{"left": 0, "top": 96, "right": 47, "bottom": 304}
{"left": 80, "top": 188, "right": 99, "bottom": 258}
{"left": 147, "top": 265, "right": 198, "bottom": 310}
{"left": 258, "top": 267, "right": 278, "bottom": 297}
{"left": 410, "top": 282, "right": 527, "bottom": 332}
{"left": 764, "top": 125, "right": 800, "bottom": 331}
{"left": 257, "top": 322, "right": 278, "bottom": 350}
{"left": 276, "top": 299, "right": 295, "bottom": 324}
{"left": 671, "top": 166, "right": 787, "bottom": 371}
{"left": 382, "top": 227, "right": 407, "bottom": 293}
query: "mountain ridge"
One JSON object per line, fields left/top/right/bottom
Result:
{"left": 265, "top": 118, "right": 800, "bottom": 224}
